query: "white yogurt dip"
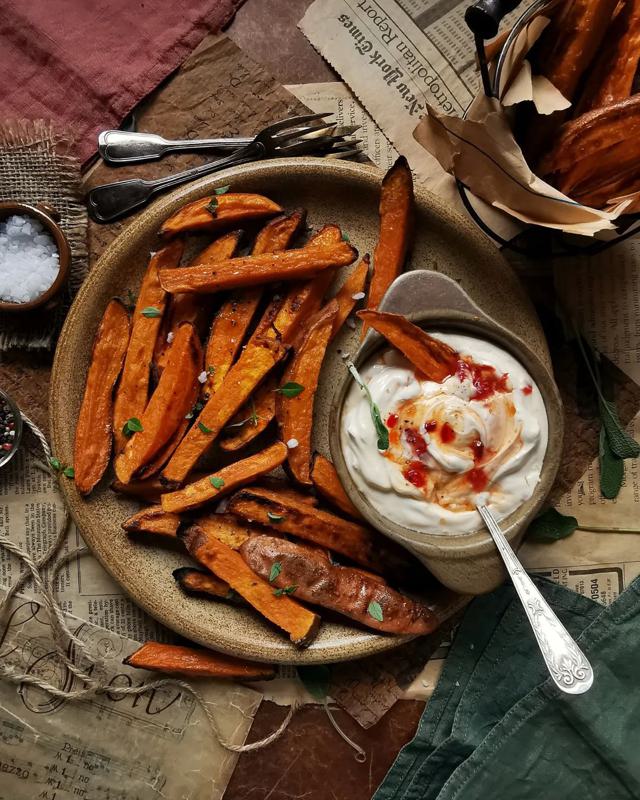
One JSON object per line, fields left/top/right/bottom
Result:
{"left": 340, "top": 332, "right": 548, "bottom": 534}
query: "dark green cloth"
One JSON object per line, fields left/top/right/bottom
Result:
{"left": 376, "top": 576, "right": 640, "bottom": 800}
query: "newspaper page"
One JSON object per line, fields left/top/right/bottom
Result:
{"left": 0, "top": 589, "right": 261, "bottom": 800}
{"left": 286, "top": 81, "right": 399, "bottom": 170}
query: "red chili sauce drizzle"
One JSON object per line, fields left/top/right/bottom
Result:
{"left": 456, "top": 359, "right": 510, "bottom": 400}
{"left": 403, "top": 460, "right": 426, "bottom": 488}
{"left": 386, "top": 412, "right": 399, "bottom": 428}
{"left": 404, "top": 427, "right": 427, "bottom": 456}
{"left": 522, "top": 384, "right": 533, "bottom": 395}
{"left": 467, "top": 467, "right": 488, "bottom": 492}
{"left": 439, "top": 422, "right": 455, "bottom": 443}
{"left": 424, "top": 419, "right": 437, "bottom": 432}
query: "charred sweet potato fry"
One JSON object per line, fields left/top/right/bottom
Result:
{"left": 161, "top": 441, "right": 287, "bottom": 513}
{"left": 122, "top": 505, "right": 181, "bottom": 537}
{"left": 202, "top": 210, "right": 305, "bottom": 399}
{"left": 160, "top": 193, "right": 282, "bottom": 238}
{"left": 366, "top": 157, "right": 413, "bottom": 323}
{"left": 254, "top": 478, "right": 319, "bottom": 507}
{"left": 220, "top": 375, "right": 277, "bottom": 451}
{"left": 173, "top": 567, "right": 235, "bottom": 601}
{"left": 575, "top": 0, "right": 640, "bottom": 113}
{"left": 242, "top": 536, "right": 438, "bottom": 635}
{"left": 357, "top": 311, "right": 458, "bottom": 383}
{"left": 228, "top": 486, "right": 414, "bottom": 576}
{"left": 74, "top": 299, "right": 131, "bottom": 495}
{"left": 330, "top": 255, "right": 369, "bottom": 338}
{"left": 124, "top": 641, "right": 276, "bottom": 680}
{"left": 158, "top": 238, "right": 357, "bottom": 294}
{"left": 113, "top": 241, "right": 183, "bottom": 453}
{"left": 162, "top": 337, "right": 288, "bottom": 486}
{"left": 111, "top": 473, "right": 205, "bottom": 502}
{"left": 154, "top": 231, "right": 241, "bottom": 374}
{"left": 311, "top": 454, "right": 363, "bottom": 520}
{"left": 115, "top": 323, "right": 202, "bottom": 484}
{"left": 277, "top": 301, "right": 338, "bottom": 485}
{"left": 180, "top": 524, "right": 321, "bottom": 646}
{"left": 195, "top": 513, "right": 253, "bottom": 550}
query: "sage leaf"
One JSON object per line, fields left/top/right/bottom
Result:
{"left": 526, "top": 507, "right": 578, "bottom": 542}
{"left": 599, "top": 426, "right": 625, "bottom": 499}
{"left": 368, "top": 600, "right": 383, "bottom": 622}
{"left": 599, "top": 398, "right": 640, "bottom": 459}
{"left": 297, "top": 665, "right": 331, "bottom": 702}
{"left": 346, "top": 360, "right": 389, "bottom": 451}
{"left": 276, "top": 381, "right": 304, "bottom": 398}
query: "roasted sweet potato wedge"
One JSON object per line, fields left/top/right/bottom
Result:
{"left": 195, "top": 512, "right": 253, "bottom": 550}
{"left": 115, "top": 323, "right": 202, "bottom": 484}
{"left": 173, "top": 567, "right": 235, "bottom": 601}
{"left": 576, "top": 0, "right": 640, "bottom": 113}
{"left": 111, "top": 473, "right": 206, "bottom": 502}
{"left": 330, "top": 254, "right": 369, "bottom": 338}
{"left": 180, "top": 524, "right": 321, "bottom": 646}
{"left": 122, "top": 505, "right": 181, "bottom": 537}
{"left": 113, "top": 241, "right": 183, "bottom": 453}
{"left": 242, "top": 536, "right": 438, "bottom": 635}
{"left": 202, "top": 210, "right": 305, "bottom": 399}
{"left": 161, "top": 441, "right": 287, "bottom": 513}
{"left": 160, "top": 193, "right": 282, "bottom": 238}
{"left": 311, "top": 454, "right": 363, "bottom": 520}
{"left": 154, "top": 231, "right": 241, "bottom": 374}
{"left": 277, "top": 301, "right": 338, "bottom": 485}
{"left": 74, "top": 299, "right": 131, "bottom": 495}
{"left": 366, "top": 157, "right": 413, "bottom": 323}
{"left": 254, "top": 478, "right": 318, "bottom": 507}
{"left": 357, "top": 311, "right": 457, "bottom": 383}
{"left": 227, "top": 486, "right": 415, "bottom": 576}
{"left": 123, "top": 641, "right": 276, "bottom": 680}
{"left": 158, "top": 238, "right": 357, "bottom": 294}
{"left": 162, "top": 336, "right": 288, "bottom": 486}
{"left": 220, "top": 375, "right": 277, "bottom": 451}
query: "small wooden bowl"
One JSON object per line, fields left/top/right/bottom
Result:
{"left": 0, "top": 201, "right": 71, "bottom": 313}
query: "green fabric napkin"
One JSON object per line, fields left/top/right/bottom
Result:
{"left": 376, "top": 576, "right": 640, "bottom": 800}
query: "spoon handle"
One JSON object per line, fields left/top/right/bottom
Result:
{"left": 477, "top": 505, "right": 594, "bottom": 695}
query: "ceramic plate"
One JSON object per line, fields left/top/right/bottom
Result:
{"left": 51, "top": 158, "right": 547, "bottom": 663}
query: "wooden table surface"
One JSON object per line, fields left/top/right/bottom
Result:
{"left": 222, "top": 3, "right": 426, "bottom": 798}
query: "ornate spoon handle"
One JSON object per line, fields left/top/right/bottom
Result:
{"left": 477, "top": 505, "right": 594, "bottom": 695}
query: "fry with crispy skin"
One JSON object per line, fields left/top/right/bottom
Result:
{"left": 122, "top": 506, "right": 180, "bottom": 537}
{"left": 173, "top": 567, "right": 235, "bottom": 601}
{"left": 330, "top": 254, "right": 369, "bottom": 338}
{"left": 202, "top": 210, "right": 306, "bottom": 399}
{"left": 357, "top": 310, "right": 458, "bottom": 382}
{"left": 180, "top": 524, "right": 321, "bottom": 646}
{"left": 220, "top": 375, "right": 277, "bottom": 451}
{"left": 242, "top": 536, "right": 438, "bottom": 635}
{"left": 115, "top": 323, "right": 202, "bottom": 484}
{"left": 113, "top": 242, "right": 183, "bottom": 453}
{"left": 366, "top": 157, "right": 413, "bottom": 323}
{"left": 124, "top": 641, "right": 275, "bottom": 680}
{"left": 158, "top": 238, "right": 357, "bottom": 294}
{"left": 311, "top": 454, "right": 363, "bottom": 520}
{"left": 74, "top": 299, "right": 131, "bottom": 495}
{"left": 277, "top": 301, "right": 338, "bottom": 485}
{"left": 160, "top": 193, "right": 282, "bottom": 237}
{"left": 161, "top": 441, "right": 287, "bottom": 513}
{"left": 161, "top": 336, "right": 288, "bottom": 486}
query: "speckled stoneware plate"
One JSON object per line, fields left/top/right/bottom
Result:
{"left": 51, "top": 157, "right": 548, "bottom": 664}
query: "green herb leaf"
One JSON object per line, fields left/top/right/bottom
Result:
{"left": 206, "top": 197, "right": 218, "bottom": 215}
{"left": 49, "top": 457, "right": 62, "bottom": 471}
{"left": 297, "top": 665, "right": 331, "bottom": 702}
{"left": 269, "top": 562, "right": 282, "bottom": 582}
{"left": 267, "top": 511, "right": 284, "bottom": 523}
{"left": 141, "top": 306, "right": 161, "bottom": 318}
{"left": 122, "top": 417, "right": 143, "bottom": 437}
{"left": 598, "top": 397, "right": 640, "bottom": 459}
{"left": 207, "top": 364, "right": 216, "bottom": 375}
{"left": 367, "top": 600, "right": 383, "bottom": 622}
{"left": 526, "top": 507, "right": 578, "bottom": 542}
{"left": 214, "top": 185, "right": 231, "bottom": 195}
{"left": 599, "top": 426, "right": 625, "bottom": 499}
{"left": 209, "top": 476, "right": 225, "bottom": 489}
{"left": 185, "top": 400, "right": 204, "bottom": 420}
{"left": 276, "top": 381, "right": 304, "bottom": 398}
{"left": 342, "top": 231, "right": 350, "bottom": 242}
{"left": 198, "top": 421, "right": 213, "bottom": 434}
{"left": 346, "top": 360, "right": 389, "bottom": 451}
{"left": 63, "top": 466, "right": 75, "bottom": 479}
{"left": 274, "top": 584, "right": 297, "bottom": 597}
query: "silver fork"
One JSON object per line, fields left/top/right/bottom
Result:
{"left": 98, "top": 124, "right": 361, "bottom": 164}
{"left": 477, "top": 505, "right": 593, "bottom": 695}
{"left": 88, "top": 114, "right": 362, "bottom": 223}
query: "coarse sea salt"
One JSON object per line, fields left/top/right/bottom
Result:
{"left": 0, "top": 214, "right": 59, "bottom": 303}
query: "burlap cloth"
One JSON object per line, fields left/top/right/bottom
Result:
{"left": 0, "top": 120, "right": 88, "bottom": 350}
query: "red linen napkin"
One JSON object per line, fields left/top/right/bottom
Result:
{"left": 0, "top": 0, "right": 242, "bottom": 163}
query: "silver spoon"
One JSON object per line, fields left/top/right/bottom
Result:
{"left": 476, "top": 504, "right": 594, "bottom": 695}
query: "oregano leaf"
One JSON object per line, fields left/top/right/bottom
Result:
{"left": 209, "top": 476, "right": 225, "bottom": 489}
{"left": 269, "top": 562, "right": 281, "bottom": 582}
{"left": 276, "top": 381, "right": 304, "bottom": 398}
{"left": 368, "top": 600, "right": 383, "bottom": 622}
{"left": 141, "top": 306, "right": 161, "bottom": 318}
